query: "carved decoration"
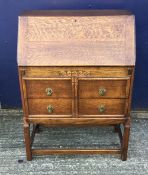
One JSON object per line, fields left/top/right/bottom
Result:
{"left": 58, "top": 70, "right": 91, "bottom": 76}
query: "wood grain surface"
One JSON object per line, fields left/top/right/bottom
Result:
{"left": 17, "top": 10, "right": 135, "bottom": 66}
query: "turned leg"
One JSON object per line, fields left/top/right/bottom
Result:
{"left": 24, "top": 122, "right": 32, "bottom": 161}
{"left": 121, "top": 120, "right": 131, "bottom": 161}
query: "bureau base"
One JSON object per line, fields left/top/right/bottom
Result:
{"left": 24, "top": 118, "right": 130, "bottom": 161}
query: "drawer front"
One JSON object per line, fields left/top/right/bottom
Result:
{"left": 26, "top": 79, "right": 72, "bottom": 98}
{"left": 28, "top": 99, "right": 72, "bottom": 115}
{"left": 79, "top": 99, "right": 126, "bottom": 115}
{"left": 78, "top": 78, "right": 130, "bottom": 98}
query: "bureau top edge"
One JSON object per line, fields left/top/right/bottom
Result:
{"left": 17, "top": 64, "right": 135, "bottom": 67}
{"left": 19, "top": 10, "right": 134, "bottom": 17}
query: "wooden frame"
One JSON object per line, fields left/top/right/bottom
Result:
{"left": 17, "top": 10, "right": 135, "bottom": 161}
{"left": 23, "top": 119, "right": 130, "bottom": 161}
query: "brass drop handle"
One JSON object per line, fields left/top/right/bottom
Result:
{"left": 99, "top": 87, "right": 106, "bottom": 96}
{"left": 45, "top": 88, "right": 53, "bottom": 96}
{"left": 98, "top": 105, "right": 105, "bottom": 113}
{"left": 47, "top": 105, "right": 54, "bottom": 113}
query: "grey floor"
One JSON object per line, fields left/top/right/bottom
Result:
{"left": 0, "top": 110, "right": 148, "bottom": 175}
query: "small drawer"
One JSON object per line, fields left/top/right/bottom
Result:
{"left": 26, "top": 79, "right": 72, "bottom": 98}
{"left": 28, "top": 99, "right": 72, "bottom": 115}
{"left": 78, "top": 78, "right": 130, "bottom": 98}
{"left": 79, "top": 99, "right": 126, "bottom": 115}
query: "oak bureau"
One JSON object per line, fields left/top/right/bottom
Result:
{"left": 17, "top": 10, "right": 136, "bottom": 161}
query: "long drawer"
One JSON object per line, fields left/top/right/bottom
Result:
{"left": 22, "top": 66, "right": 132, "bottom": 78}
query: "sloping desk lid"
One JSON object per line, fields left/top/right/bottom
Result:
{"left": 17, "top": 10, "right": 136, "bottom": 66}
